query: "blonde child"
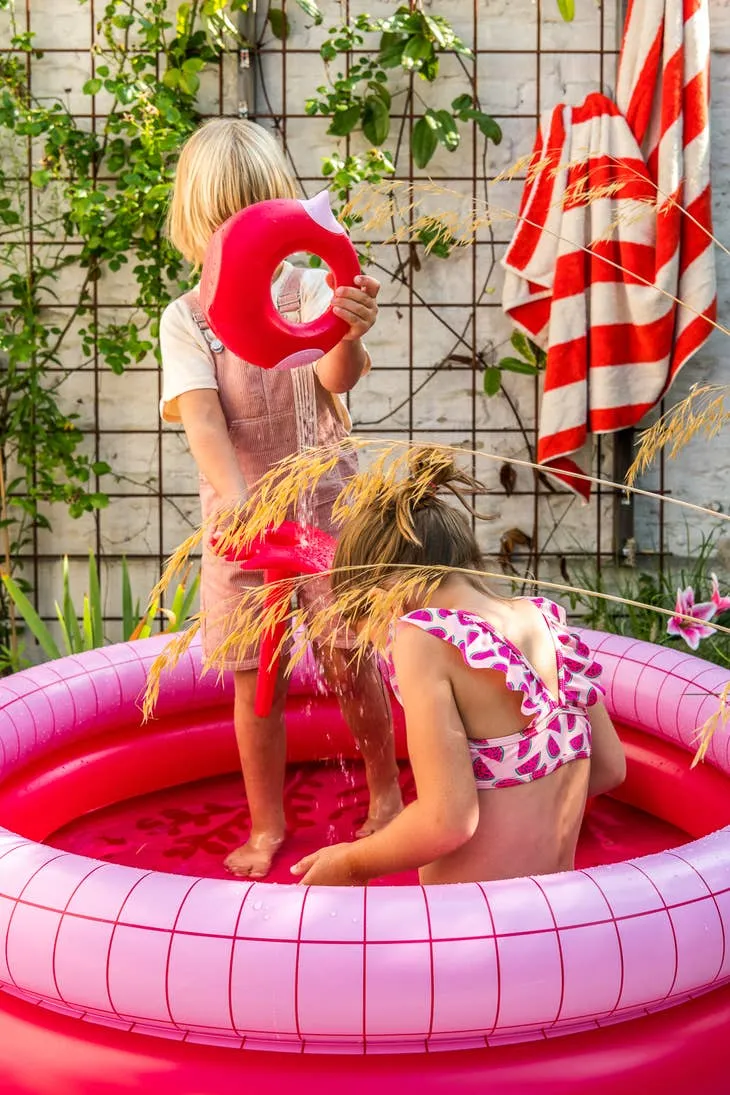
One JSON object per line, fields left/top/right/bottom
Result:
{"left": 160, "top": 119, "right": 402, "bottom": 879}
{"left": 292, "top": 450, "right": 626, "bottom": 886}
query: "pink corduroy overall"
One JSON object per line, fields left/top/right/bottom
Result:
{"left": 185, "top": 265, "right": 358, "bottom": 670}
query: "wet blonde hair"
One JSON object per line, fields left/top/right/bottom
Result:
{"left": 167, "top": 119, "right": 297, "bottom": 266}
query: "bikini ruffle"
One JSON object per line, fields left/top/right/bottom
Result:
{"left": 401, "top": 601, "right": 604, "bottom": 717}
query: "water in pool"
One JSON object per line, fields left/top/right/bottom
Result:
{"left": 48, "top": 759, "right": 689, "bottom": 885}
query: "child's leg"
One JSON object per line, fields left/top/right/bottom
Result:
{"left": 225, "top": 666, "right": 288, "bottom": 878}
{"left": 315, "top": 645, "right": 403, "bottom": 838}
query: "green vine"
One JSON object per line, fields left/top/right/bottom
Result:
{"left": 0, "top": 0, "right": 585, "bottom": 670}
{"left": 0, "top": 0, "right": 247, "bottom": 664}
{"left": 483, "top": 331, "right": 547, "bottom": 398}
{"left": 281, "top": 4, "right": 502, "bottom": 252}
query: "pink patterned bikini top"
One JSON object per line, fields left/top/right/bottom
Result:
{"left": 386, "top": 598, "right": 604, "bottom": 790}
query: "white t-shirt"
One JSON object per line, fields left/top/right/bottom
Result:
{"left": 159, "top": 262, "right": 357, "bottom": 426}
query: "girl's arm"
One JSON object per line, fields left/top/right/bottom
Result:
{"left": 160, "top": 302, "right": 246, "bottom": 505}
{"left": 291, "top": 626, "right": 479, "bottom": 885}
{"left": 176, "top": 389, "right": 247, "bottom": 503}
{"left": 587, "top": 701, "right": 626, "bottom": 797}
{"left": 315, "top": 274, "right": 380, "bottom": 394}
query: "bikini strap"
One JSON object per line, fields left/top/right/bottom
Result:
{"left": 397, "top": 608, "right": 546, "bottom": 722}
{"left": 529, "top": 598, "right": 605, "bottom": 709}
{"left": 184, "top": 290, "right": 225, "bottom": 356}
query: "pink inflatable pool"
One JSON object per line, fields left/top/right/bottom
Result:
{"left": 1, "top": 630, "right": 730, "bottom": 1093}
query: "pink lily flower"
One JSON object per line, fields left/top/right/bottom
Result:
{"left": 666, "top": 586, "right": 716, "bottom": 651}
{"left": 711, "top": 573, "right": 730, "bottom": 614}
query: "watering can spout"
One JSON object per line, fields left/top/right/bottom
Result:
{"left": 299, "top": 190, "right": 345, "bottom": 235}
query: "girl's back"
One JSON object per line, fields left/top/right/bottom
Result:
{"left": 390, "top": 586, "right": 598, "bottom": 883}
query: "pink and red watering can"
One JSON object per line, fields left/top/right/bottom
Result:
{"left": 213, "top": 521, "right": 336, "bottom": 717}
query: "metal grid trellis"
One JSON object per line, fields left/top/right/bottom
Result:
{"left": 248, "top": 0, "right": 624, "bottom": 589}
{"left": 7, "top": 0, "right": 636, "bottom": 642}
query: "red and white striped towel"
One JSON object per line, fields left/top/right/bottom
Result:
{"left": 501, "top": 0, "right": 716, "bottom": 501}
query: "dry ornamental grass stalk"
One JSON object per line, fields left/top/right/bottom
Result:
{"left": 142, "top": 439, "right": 730, "bottom": 747}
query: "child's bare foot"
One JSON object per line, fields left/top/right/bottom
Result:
{"left": 356, "top": 783, "right": 403, "bottom": 839}
{"left": 224, "top": 832, "right": 285, "bottom": 878}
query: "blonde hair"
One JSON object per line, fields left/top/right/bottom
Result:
{"left": 331, "top": 447, "right": 490, "bottom": 619}
{"left": 167, "top": 119, "right": 298, "bottom": 266}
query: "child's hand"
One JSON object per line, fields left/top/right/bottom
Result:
{"left": 327, "top": 273, "right": 380, "bottom": 342}
{"left": 290, "top": 842, "right": 358, "bottom": 886}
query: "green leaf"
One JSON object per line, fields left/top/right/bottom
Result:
{"left": 328, "top": 103, "right": 361, "bottom": 137}
{"left": 510, "top": 329, "right": 536, "bottom": 364}
{"left": 178, "top": 70, "right": 200, "bottom": 95}
{"left": 402, "top": 35, "right": 432, "bottom": 68}
{"left": 176, "top": 2, "right": 191, "bottom": 35}
{"left": 367, "top": 80, "right": 391, "bottom": 108}
{"left": 451, "top": 93, "right": 473, "bottom": 114}
{"left": 162, "top": 67, "right": 181, "bottom": 89}
{"left": 121, "top": 557, "right": 135, "bottom": 641}
{"left": 133, "top": 599, "right": 159, "bottom": 641}
{"left": 378, "top": 32, "right": 406, "bottom": 69}
{"left": 483, "top": 366, "right": 502, "bottom": 396}
{"left": 82, "top": 594, "right": 94, "bottom": 651}
{"left": 269, "top": 7, "right": 290, "bottom": 40}
{"left": 180, "top": 573, "right": 201, "bottom": 623}
{"left": 82, "top": 78, "right": 102, "bottom": 96}
{"left": 498, "top": 356, "right": 541, "bottom": 375}
{"left": 62, "top": 555, "right": 83, "bottom": 653}
{"left": 54, "top": 602, "right": 74, "bottom": 657}
{"left": 295, "top": 0, "right": 323, "bottom": 23}
{"left": 557, "top": 0, "right": 575, "bottom": 21}
{"left": 2, "top": 574, "right": 61, "bottom": 660}
{"left": 412, "top": 114, "right": 439, "bottom": 169}
{"left": 424, "top": 14, "right": 449, "bottom": 48}
{"left": 361, "top": 96, "right": 390, "bottom": 146}
{"left": 433, "top": 109, "right": 459, "bottom": 151}
{"left": 30, "top": 169, "right": 50, "bottom": 188}
{"left": 88, "top": 551, "right": 103, "bottom": 648}
{"left": 466, "top": 110, "right": 503, "bottom": 145}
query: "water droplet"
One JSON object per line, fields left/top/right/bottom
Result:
{"left": 329, "top": 910, "right": 337, "bottom": 918}
{"left": 252, "top": 901, "right": 263, "bottom": 911}
{"left": 263, "top": 913, "right": 271, "bottom": 921}
{"left": 351, "top": 917, "right": 359, "bottom": 924}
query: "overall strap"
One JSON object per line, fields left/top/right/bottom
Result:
{"left": 185, "top": 290, "right": 225, "bottom": 357}
{"left": 276, "top": 264, "right": 304, "bottom": 319}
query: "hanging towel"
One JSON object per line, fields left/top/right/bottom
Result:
{"left": 501, "top": 0, "right": 716, "bottom": 501}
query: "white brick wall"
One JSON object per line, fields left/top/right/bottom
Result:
{"left": 8, "top": 0, "right": 729, "bottom": 638}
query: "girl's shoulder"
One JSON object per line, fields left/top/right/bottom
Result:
{"left": 160, "top": 291, "right": 200, "bottom": 335}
